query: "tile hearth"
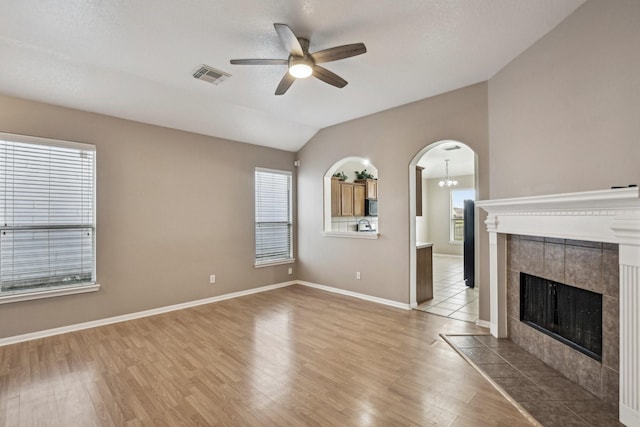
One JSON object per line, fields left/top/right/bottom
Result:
{"left": 444, "top": 334, "right": 622, "bottom": 427}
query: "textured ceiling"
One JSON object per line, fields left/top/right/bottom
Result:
{"left": 0, "top": 0, "right": 585, "bottom": 152}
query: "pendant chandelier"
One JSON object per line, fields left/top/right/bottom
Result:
{"left": 438, "top": 159, "right": 458, "bottom": 187}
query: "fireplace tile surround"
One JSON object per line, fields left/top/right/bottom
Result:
{"left": 477, "top": 187, "right": 640, "bottom": 426}
{"left": 506, "top": 234, "right": 618, "bottom": 405}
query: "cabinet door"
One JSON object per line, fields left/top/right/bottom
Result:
{"left": 331, "top": 178, "right": 341, "bottom": 216}
{"left": 354, "top": 179, "right": 377, "bottom": 200}
{"left": 340, "top": 183, "right": 354, "bottom": 216}
{"left": 354, "top": 184, "right": 365, "bottom": 216}
{"left": 367, "top": 180, "right": 377, "bottom": 200}
{"left": 416, "top": 166, "right": 424, "bottom": 216}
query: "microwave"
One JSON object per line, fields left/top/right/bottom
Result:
{"left": 365, "top": 199, "right": 378, "bottom": 217}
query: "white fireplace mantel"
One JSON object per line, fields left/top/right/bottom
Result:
{"left": 477, "top": 187, "right": 640, "bottom": 427}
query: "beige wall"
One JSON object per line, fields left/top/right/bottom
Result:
{"left": 426, "top": 174, "right": 474, "bottom": 256}
{"left": 489, "top": 0, "right": 640, "bottom": 199}
{"left": 0, "top": 94, "right": 295, "bottom": 339}
{"left": 297, "top": 83, "right": 490, "bottom": 310}
{"left": 7, "top": 0, "right": 631, "bottom": 338}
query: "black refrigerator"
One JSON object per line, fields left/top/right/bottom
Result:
{"left": 463, "top": 199, "right": 475, "bottom": 288}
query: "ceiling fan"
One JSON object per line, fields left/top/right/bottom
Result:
{"left": 230, "top": 24, "right": 367, "bottom": 95}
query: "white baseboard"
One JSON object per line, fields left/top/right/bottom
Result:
{"left": 620, "top": 403, "right": 639, "bottom": 427}
{"left": 297, "top": 281, "right": 411, "bottom": 310}
{"left": 0, "top": 281, "right": 296, "bottom": 347}
{"left": 475, "top": 319, "right": 491, "bottom": 329}
{"left": 1, "top": 280, "right": 412, "bottom": 347}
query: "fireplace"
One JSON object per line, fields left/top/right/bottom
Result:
{"left": 477, "top": 187, "right": 640, "bottom": 426}
{"left": 505, "top": 235, "right": 617, "bottom": 404}
{"left": 520, "top": 272, "right": 602, "bottom": 361}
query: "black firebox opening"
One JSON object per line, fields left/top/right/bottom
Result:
{"left": 520, "top": 273, "right": 602, "bottom": 361}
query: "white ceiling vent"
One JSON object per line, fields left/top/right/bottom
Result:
{"left": 193, "top": 65, "right": 231, "bottom": 85}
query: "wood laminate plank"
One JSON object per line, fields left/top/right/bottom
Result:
{"left": 0, "top": 285, "right": 533, "bottom": 426}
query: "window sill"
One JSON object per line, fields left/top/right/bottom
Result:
{"left": 323, "top": 231, "right": 380, "bottom": 240}
{"left": 254, "top": 259, "right": 296, "bottom": 268}
{"left": 0, "top": 283, "right": 100, "bottom": 305}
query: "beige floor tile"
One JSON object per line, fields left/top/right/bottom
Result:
{"left": 417, "top": 255, "right": 479, "bottom": 323}
{"left": 434, "top": 301, "right": 466, "bottom": 311}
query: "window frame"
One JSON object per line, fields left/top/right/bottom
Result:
{"left": 254, "top": 167, "right": 294, "bottom": 267}
{"left": 0, "top": 132, "right": 99, "bottom": 304}
{"left": 449, "top": 187, "right": 475, "bottom": 244}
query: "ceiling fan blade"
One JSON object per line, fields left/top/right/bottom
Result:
{"left": 274, "top": 23, "right": 304, "bottom": 56}
{"left": 312, "top": 65, "right": 347, "bottom": 88}
{"left": 275, "top": 72, "right": 296, "bottom": 95}
{"left": 311, "top": 43, "right": 367, "bottom": 64}
{"left": 230, "top": 59, "right": 288, "bottom": 65}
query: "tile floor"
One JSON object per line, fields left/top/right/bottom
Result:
{"left": 443, "top": 334, "right": 622, "bottom": 427}
{"left": 415, "top": 255, "right": 479, "bottom": 322}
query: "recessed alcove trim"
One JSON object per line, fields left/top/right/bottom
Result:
{"left": 323, "top": 156, "right": 379, "bottom": 236}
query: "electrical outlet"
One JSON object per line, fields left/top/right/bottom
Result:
{"left": 288, "top": 267, "right": 293, "bottom": 275}
{"left": 209, "top": 274, "right": 216, "bottom": 284}
{"left": 356, "top": 272, "right": 361, "bottom": 280}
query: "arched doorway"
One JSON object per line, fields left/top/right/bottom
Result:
{"left": 408, "top": 140, "right": 479, "bottom": 321}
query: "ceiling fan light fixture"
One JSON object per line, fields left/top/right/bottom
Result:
{"left": 230, "top": 24, "right": 366, "bottom": 94}
{"left": 288, "top": 57, "right": 313, "bottom": 78}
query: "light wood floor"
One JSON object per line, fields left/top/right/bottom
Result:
{"left": 0, "top": 285, "right": 533, "bottom": 426}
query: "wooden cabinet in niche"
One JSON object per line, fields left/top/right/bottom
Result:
{"left": 331, "top": 177, "right": 341, "bottom": 217}
{"left": 340, "top": 183, "right": 354, "bottom": 216}
{"left": 355, "top": 179, "right": 377, "bottom": 199}
{"left": 331, "top": 178, "right": 366, "bottom": 217}
{"left": 353, "top": 183, "right": 365, "bottom": 216}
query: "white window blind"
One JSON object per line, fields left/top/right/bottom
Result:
{"left": 255, "top": 168, "right": 293, "bottom": 265}
{"left": 0, "top": 133, "right": 96, "bottom": 293}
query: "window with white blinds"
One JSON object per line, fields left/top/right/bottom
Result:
{"left": 255, "top": 168, "right": 293, "bottom": 265}
{"left": 0, "top": 133, "right": 96, "bottom": 294}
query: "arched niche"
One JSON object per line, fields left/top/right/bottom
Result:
{"left": 323, "top": 157, "right": 379, "bottom": 237}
